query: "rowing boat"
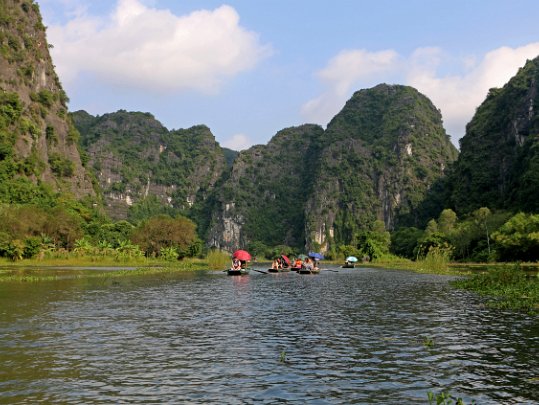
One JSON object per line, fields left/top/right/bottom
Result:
{"left": 268, "top": 268, "right": 291, "bottom": 273}
{"left": 227, "top": 268, "right": 250, "bottom": 276}
{"left": 298, "top": 268, "right": 320, "bottom": 275}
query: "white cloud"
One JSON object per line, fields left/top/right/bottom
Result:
{"left": 407, "top": 43, "right": 539, "bottom": 141}
{"left": 222, "top": 133, "right": 252, "bottom": 151}
{"left": 47, "top": 0, "right": 271, "bottom": 93}
{"left": 301, "top": 49, "right": 399, "bottom": 126}
{"left": 302, "top": 43, "right": 539, "bottom": 145}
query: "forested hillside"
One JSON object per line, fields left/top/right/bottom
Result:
{"left": 207, "top": 85, "right": 458, "bottom": 254}
{"left": 450, "top": 56, "right": 539, "bottom": 213}
{"left": 207, "top": 124, "right": 324, "bottom": 251}
{"left": 305, "top": 85, "right": 458, "bottom": 254}
{"left": 0, "top": 0, "right": 94, "bottom": 202}
{"left": 72, "top": 110, "right": 228, "bottom": 221}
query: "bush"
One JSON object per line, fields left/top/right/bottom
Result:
{"left": 131, "top": 215, "right": 197, "bottom": 256}
{"left": 49, "top": 153, "right": 74, "bottom": 177}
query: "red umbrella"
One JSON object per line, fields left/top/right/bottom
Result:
{"left": 232, "top": 249, "right": 251, "bottom": 261}
{"left": 280, "top": 255, "right": 291, "bottom": 266}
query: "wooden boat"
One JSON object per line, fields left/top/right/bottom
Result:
{"left": 342, "top": 263, "right": 355, "bottom": 268}
{"left": 227, "top": 268, "right": 249, "bottom": 276}
{"left": 298, "top": 268, "right": 320, "bottom": 275}
{"left": 268, "top": 267, "right": 291, "bottom": 273}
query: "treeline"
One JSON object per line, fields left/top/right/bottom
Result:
{"left": 242, "top": 209, "right": 539, "bottom": 264}
{"left": 391, "top": 208, "right": 539, "bottom": 263}
{"left": 0, "top": 199, "right": 201, "bottom": 261}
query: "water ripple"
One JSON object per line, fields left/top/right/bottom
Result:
{"left": 0, "top": 268, "right": 538, "bottom": 404}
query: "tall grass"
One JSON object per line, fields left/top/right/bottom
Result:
{"left": 206, "top": 250, "right": 231, "bottom": 270}
{"left": 413, "top": 247, "right": 451, "bottom": 274}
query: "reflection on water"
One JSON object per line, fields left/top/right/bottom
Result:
{"left": 0, "top": 267, "right": 538, "bottom": 404}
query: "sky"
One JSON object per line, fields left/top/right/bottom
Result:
{"left": 38, "top": 0, "right": 539, "bottom": 151}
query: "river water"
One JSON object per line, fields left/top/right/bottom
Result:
{"left": 0, "top": 267, "right": 537, "bottom": 404}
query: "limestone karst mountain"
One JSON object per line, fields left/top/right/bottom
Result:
{"left": 0, "top": 0, "right": 94, "bottom": 201}
{"left": 450, "top": 56, "right": 539, "bottom": 213}
{"left": 207, "top": 85, "right": 458, "bottom": 252}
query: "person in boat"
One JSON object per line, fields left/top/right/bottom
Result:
{"left": 232, "top": 257, "right": 242, "bottom": 270}
{"left": 272, "top": 258, "right": 280, "bottom": 270}
{"left": 313, "top": 259, "right": 320, "bottom": 270}
{"left": 294, "top": 258, "right": 302, "bottom": 268}
{"left": 302, "top": 257, "right": 313, "bottom": 271}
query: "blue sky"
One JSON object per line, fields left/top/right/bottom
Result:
{"left": 39, "top": 0, "right": 539, "bottom": 150}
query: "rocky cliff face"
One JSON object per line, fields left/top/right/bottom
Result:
{"left": 72, "top": 110, "right": 227, "bottom": 220}
{"left": 451, "top": 56, "right": 539, "bottom": 213}
{"left": 304, "top": 84, "right": 458, "bottom": 251}
{"left": 207, "top": 84, "right": 457, "bottom": 252}
{"left": 207, "top": 124, "right": 323, "bottom": 250}
{"left": 0, "top": 1, "right": 94, "bottom": 199}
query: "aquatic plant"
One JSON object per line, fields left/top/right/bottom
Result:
{"left": 279, "top": 350, "right": 287, "bottom": 363}
{"left": 427, "top": 391, "right": 475, "bottom": 405}
{"left": 452, "top": 265, "right": 539, "bottom": 313}
{"left": 422, "top": 337, "right": 435, "bottom": 348}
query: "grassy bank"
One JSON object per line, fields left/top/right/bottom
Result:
{"left": 0, "top": 254, "right": 225, "bottom": 283}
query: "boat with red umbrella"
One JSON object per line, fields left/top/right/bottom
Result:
{"left": 228, "top": 250, "right": 252, "bottom": 275}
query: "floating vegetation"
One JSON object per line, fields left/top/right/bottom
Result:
{"left": 279, "top": 350, "right": 288, "bottom": 364}
{"left": 427, "top": 391, "right": 476, "bottom": 405}
{"left": 422, "top": 337, "right": 435, "bottom": 348}
{"left": 451, "top": 264, "right": 539, "bottom": 313}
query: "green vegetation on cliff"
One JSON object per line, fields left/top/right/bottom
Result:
{"left": 304, "top": 84, "right": 458, "bottom": 254}
{"left": 72, "top": 110, "right": 227, "bottom": 225}
{"left": 451, "top": 56, "right": 539, "bottom": 214}
{"left": 0, "top": 0, "right": 94, "bottom": 200}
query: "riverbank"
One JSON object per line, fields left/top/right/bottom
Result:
{"left": 0, "top": 256, "right": 212, "bottom": 283}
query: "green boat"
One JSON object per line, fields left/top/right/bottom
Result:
{"left": 227, "top": 268, "right": 250, "bottom": 276}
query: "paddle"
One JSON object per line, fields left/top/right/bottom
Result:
{"left": 321, "top": 269, "right": 339, "bottom": 272}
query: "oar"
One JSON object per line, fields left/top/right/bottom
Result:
{"left": 250, "top": 268, "right": 268, "bottom": 274}
{"left": 321, "top": 269, "right": 339, "bottom": 272}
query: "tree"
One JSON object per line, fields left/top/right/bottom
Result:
{"left": 472, "top": 207, "right": 491, "bottom": 255}
{"left": 356, "top": 220, "right": 390, "bottom": 260}
{"left": 438, "top": 208, "right": 457, "bottom": 235}
{"left": 424, "top": 219, "right": 438, "bottom": 236}
{"left": 131, "top": 215, "right": 197, "bottom": 257}
{"left": 492, "top": 212, "right": 539, "bottom": 261}
{"left": 390, "top": 227, "right": 423, "bottom": 259}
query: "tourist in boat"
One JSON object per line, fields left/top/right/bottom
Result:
{"left": 294, "top": 258, "right": 302, "bottom": 269}
{"left": 232, "top": 257, "right": 242, "bottom": 270}
{"left": 302, "top": 257, "right": 313, "bottom": 271}
{"left": 272, "top": 258, "right": 280, "bottom": 270}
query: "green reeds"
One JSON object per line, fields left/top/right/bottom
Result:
{"left": 206, "top": 249, "right": 231, "bottom": 270}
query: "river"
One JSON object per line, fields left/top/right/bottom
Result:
{"left": 0, "top": 267, "right": 537, "bottom": 404}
